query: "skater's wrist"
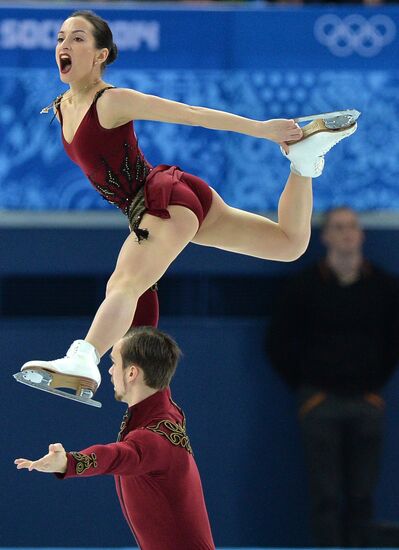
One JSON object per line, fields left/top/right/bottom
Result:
{"left": 56, "top": 454, "right": 68, "bottom": 474}
{"left": 257, "top": 119, "right": 303, "bottom": 144}
{"left": 54, "top": 452, "right": 70, "bottom": 477}
{"left": 59, "top": 455, "right": 68, "bottom": 474}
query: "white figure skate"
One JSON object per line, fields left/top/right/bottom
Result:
{"left": 284, "top": 109, "right": 361, "bottom": 178}
{"left": 13, "top": 340, "right": 102, "bottom": 408}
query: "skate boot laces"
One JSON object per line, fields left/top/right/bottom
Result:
{"left": 65, "top": 340, "right": 100, "bottom": 363}
{"left": 66, "top": 341, "right": 82, "bottom": 358}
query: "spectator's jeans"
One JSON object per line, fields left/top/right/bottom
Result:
{"left": 298, "top": 386, "right": 384, "bottom": 547}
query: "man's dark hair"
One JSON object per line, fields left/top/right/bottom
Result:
{"left": 71, "top": 10, "right": 118, "bottom": 69}
{"left": 120, "top": 327, "right": 182, "bottom": 390}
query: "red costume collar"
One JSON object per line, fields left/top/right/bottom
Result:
{"left": 129, "top": 387, "right": 172, "bottom": 429}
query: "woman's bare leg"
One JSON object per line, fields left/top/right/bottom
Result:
{"left": 86, "top": 205, "right": 199, "bottom": 357}
{"left": 193, "top": 172, "right": 312, "bottom": 262}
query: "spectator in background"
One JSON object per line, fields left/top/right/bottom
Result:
{"left": 267, "top": 207, "right": 399, "bottom": 547}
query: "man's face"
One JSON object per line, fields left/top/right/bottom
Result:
{"left": 322, "top": 209, "right": 364, "bottom": 255}
{"left": 109, "top": 340, "right": 129, "bottom": 403}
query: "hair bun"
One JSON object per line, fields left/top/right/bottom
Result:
{"left": 107, "top": 42, "right": 118, "bottom": 65}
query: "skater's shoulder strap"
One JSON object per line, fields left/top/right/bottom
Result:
{"left": 93, "top": 86, "right": 116, "bottom": 104}
{"left": 49, "top": 93, "right": 66, "bottom": 125}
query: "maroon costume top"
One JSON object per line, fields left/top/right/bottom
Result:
{"left": 56, "top": 88, "right": 213, "bottom": 227}
{"left": 59, "top": 388, "right": 215, "bottom": 550}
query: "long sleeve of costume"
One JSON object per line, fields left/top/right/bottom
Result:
{"left": 59, "top": 431, "right": 166, "bottom": 479}
{"left": 267, "top": 274, "right": 308, "bottom": 389}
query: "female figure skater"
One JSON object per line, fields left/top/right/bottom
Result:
{"left": 17, "top": 10, "right": 357, "bottom": 405}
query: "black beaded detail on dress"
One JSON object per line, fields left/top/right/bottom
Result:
{"left": 135, "top": 149, "right": 150, "bottom": 186}
{"left": 90, "top": 158, "right": 122, "bottom": 208}
{"left": 88, "top": 143, "right": 151, "bottom": 242}
{"left": 121, "top": 143, "right": 133, "bottom": 183}
{"left": 127, "top": 187, "right": 149, "bottom": 242}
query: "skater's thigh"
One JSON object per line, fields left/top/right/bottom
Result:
{"left": 112, "top": 205, "right": 199, "bottom": 289}
{"left": 192, "top": 188, "right": 283, "bottom": 259}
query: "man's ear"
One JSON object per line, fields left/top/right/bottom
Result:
{"left": 128, "top": 365, "right": 140, "bottom": 381}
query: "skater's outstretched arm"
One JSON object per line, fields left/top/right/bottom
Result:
{"left": 97, "top": 88, "right": 302, "bottom": 151}
{"left": 15, "top": 432, "right": 167, "bottom": 477}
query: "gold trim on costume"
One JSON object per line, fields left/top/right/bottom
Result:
{"left": 70, "top": 452, "right": 98, "bottom": 475}
{"left": 117, "top": 410, "right": 130, "bottom": 442}
{"left": 146, "top": 419, "right": 193, "bottom": 455}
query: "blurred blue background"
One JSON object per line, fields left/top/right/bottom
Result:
{"left": 1, "top": 2, "right": 399, "bottom": 549}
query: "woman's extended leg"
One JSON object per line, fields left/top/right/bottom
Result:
{"left": 194, "top": 113, "right": 359, "bottom": 259}
{"left": 85, "top": 205, "right": 199, "bottom": 357}
{"left": 193, "top": 172, "right": 313, "bottom": 261}
{"left": 19, "top": 205, "right": 199, "bottom": 398}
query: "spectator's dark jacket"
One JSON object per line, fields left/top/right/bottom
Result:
{"left": 267, "top": 260, "right": 399, "bottom": 393}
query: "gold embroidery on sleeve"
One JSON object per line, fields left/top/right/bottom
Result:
{"left": 70, "top": 452, "right": 98, "bottom": 475}
{"left": 146, "top": 420, "right": 193, "bottom": 455}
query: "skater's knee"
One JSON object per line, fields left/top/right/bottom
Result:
{"left": 106, "top": 270, "right": 150, "bottom": 298}
{"left": 106, "top": 274, "right": 136, "bottom": 296}
{"left": 281, "top": 239, "right": 309, "bottom": 262}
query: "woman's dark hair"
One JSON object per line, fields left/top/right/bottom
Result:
{"left": 71, "top": 10, "right": 118, "bottom": 69}
{"left": 120, "top": 327, "right": 182, "bottom": 390}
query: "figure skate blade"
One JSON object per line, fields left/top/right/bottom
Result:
{"left": 294, "top": 109, "right": 361, "bottom": 129}
{"left": 13, "top": 370, "right": 102, "bottom": 408}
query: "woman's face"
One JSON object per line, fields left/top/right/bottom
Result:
{"left": 56, "top": 17, "right": 100, "bottom": 84}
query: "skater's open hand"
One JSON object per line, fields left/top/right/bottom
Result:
{"left": 14, "top": 443, "right": 68, "bottom": 474}
{"left": 261, "top": 119, "right": 303, "bottom": 153}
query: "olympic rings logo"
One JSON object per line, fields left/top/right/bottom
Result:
{"left": 314, "top": 14, "right": 396, "bottom": 57}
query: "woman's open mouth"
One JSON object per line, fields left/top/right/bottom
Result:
{"left": 59, "top": 54, "right": 72, "bottom": 74}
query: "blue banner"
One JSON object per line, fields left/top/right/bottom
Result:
{"left": 0, "top": 4, "right": 397, "bottom": 211}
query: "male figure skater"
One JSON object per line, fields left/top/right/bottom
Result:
{"left": 15, "top": 326, "right": 215, "bottom": 550}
